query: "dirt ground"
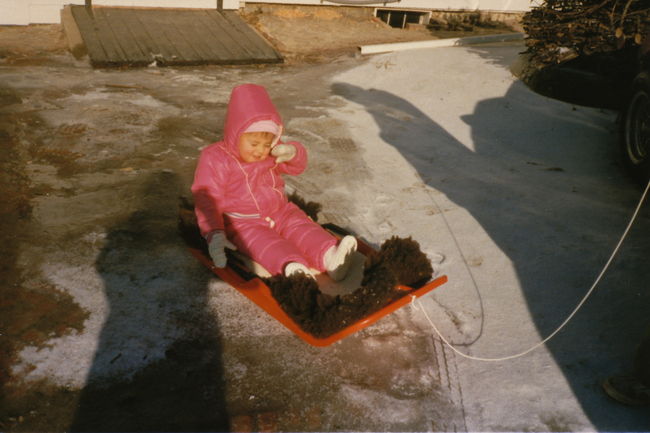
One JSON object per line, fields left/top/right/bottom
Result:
{"left": 0, "top": 24, "right": 68, "bottom": 62}
{"left": 239, "top": 4, "right": 518, "bottom": 62}
{"left": 0, "top": 7, "right": 519, "bottom": 432}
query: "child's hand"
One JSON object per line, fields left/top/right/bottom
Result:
{"left": 207, "top": 231, "right": 237, "bottom": 268}
{"left": 271, "top": 144, "right": 296, "bottom": 164}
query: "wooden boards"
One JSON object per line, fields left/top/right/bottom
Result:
{"left": 69, "top": 6, "right": 283, "bottom": 67}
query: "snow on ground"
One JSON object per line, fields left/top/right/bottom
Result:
{"left": 202, "top": 41, "right": 649, "bottom": 430}
{"left": 8, "top": 41, "right": 649, "bottom": 431}
{"left": 316, "top": 43, "right": 650, "bottom": 430}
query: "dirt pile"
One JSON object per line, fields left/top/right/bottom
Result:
{"left": 267, "top": 236, "right": 432, "bottom": 338}
{"left": 241, "top": 4, "right": 520, "bottom": 62}
{"left": 240, "top": 4, "right": 431, "bottom": 61}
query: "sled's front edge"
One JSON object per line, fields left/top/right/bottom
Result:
{"left": 190, "top": 247, "right": 448, "bottom": 347}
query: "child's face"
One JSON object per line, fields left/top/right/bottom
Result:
{"left": 238, "top": 131, "right": 275, "bottom": 163}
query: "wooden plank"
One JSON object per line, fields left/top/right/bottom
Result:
{"left": 70, "top": 6, "right": 109, "bottom": 65}
{"left": 221, "top": 11, "right": 281, "bottom": 62}
{"left": 170, "top": 10, "right": 214, "bottom": 61}
{"left": 172, "top": 10, "right": 227, "bottom": 63}
{"left": 220, "top": 11, "right": 271, "bottom": 57}
{"left": 138, "top": 9, "right": 186, "bottom": 63}
{"left": 91, "top": 8, "right": 128, "bottom": 64}
{"left": 221, "top": 11, "right": 275, "bottom": 58}
{"left": 72, "top": 6, "right": 282, "bottom": 67}
{"left": 112, "top": 8, "right": 164, "bottom": 64}
{"left": 206, "top": 10, "right": 258, "bottom": 61}
{"left": 195, "top": 10, "right": 245, "bottom": 62}
{"left": 145, "top": 9, "right": 204, "bottom": 64}
{"left": 160, "top": 10, "right": 208, "bottom": 64}
{"left": 131, "top": 9, "right": 184, "bottom": 63}
{"left": 219, "top": 11, "right": 268, "bottom": 59}
{"left": 100, "top": 8, "right": 149, "bottom": 65}
{"left": 205, "top": 10, "right": 260, "bottom": 60}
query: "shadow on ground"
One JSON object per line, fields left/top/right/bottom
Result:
{"left": 331, "top": 44, "right": 650, "bottom": 429}
{"left": 69, "top": 171, "right": 230, "bottom": 432}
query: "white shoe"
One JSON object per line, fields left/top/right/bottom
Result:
{"left": 323, "top": 235, "right": 357, "bottom": 282}
{"left": 284, "top": 262, "right": 314, "bottom": 278}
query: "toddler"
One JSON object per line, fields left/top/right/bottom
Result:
{"left": 192, "top": 83, "right": 356, "bottom": 280}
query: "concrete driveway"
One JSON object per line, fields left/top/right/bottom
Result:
{"left": 1, "top": 40, "right": 649, "bottom": 431}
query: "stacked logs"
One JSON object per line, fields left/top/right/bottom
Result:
{"left": 523, "top": 0, "right": 650, "bottom": 67}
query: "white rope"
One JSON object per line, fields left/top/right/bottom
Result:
{"left": 417, "top": 178, "right": 650, "bottom": 362}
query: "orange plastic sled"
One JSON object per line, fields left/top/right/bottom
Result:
{"left": 189, "top": 236, "right": 448, "bottom": 347}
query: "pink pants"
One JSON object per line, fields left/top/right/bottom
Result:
{"left": 225, "top": 202, "right": 337, "bottom": 276}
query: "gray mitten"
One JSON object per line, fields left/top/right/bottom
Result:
{"left": 271, "top": 144, "right": 296, "bottom": 164}
{"left": 207, "top": 231, "right": 237, "bottom": 268}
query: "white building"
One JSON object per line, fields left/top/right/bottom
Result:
{"left": 1, "top": 0, "right": 535, "bottom": 26}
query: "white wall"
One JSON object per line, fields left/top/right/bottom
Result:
{"left": 269, "top": 0, "right": 533, "bottom": 12}
{"left": 2, "top": 0, "right": 31, "bottom": 24}
{"left": 1, "top": 0, "right": 239, "bottom": 24}
{"left": 1, "top": 0, "right": 532, "bottom": 25}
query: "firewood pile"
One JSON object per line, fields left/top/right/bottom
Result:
{"left": 523, "top": 0, "right": 650, "bottom": 67}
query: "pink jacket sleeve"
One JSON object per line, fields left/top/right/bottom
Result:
{"left": 276, "top": 140, "right": 307, "bottom": 176}
{"left": 191, "top": 147, "right": 227, "bottom": 239}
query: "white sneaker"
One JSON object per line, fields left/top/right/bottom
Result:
{"left": 284, "top": 262, "right": 314, "bottom": 278}
{"left": 323, "top": 235, "right": 357, "bottom": 282}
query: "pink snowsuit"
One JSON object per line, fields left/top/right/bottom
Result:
{"left": 191, "top": 84, "right": 337, "bottom": 275}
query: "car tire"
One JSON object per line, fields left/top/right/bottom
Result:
{"left": 620, "top": 72, "right": 650, "bottom": 185}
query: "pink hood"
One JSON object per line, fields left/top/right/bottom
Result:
{"left": 191, "top": 84, "right": 307, "bottom": 239}
{"left": 224, "top": 84, "right": 283, "bottom": 158}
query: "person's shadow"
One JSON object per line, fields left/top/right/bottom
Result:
{"left": 331, "top": 48, "right": 650, "bottom": 429}
{"left": 69, "top": 170, "right": 230, "bottom": 431}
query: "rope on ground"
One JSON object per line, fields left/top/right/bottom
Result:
{"left": 417, "top": 178, "right": 650, "bottom": 362}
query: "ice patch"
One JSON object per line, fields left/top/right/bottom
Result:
{"left": 14, "top": 264, "right": 107, "bottom": 388}
{"left": 340, "top": 384, "right": 419, "bottom": 428}
{"left": 127, "top": 94, "right": 167, "bottom": 108}
{"left": 15, "top": 250, "right": 195, "bottom": 388}
{"left": 206, "top": 279, "right": 290, "bottom": 338}
{"left": 66, "top": 90, "right": 173, "bottom": 110}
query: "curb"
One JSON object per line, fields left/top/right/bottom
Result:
{"left": 359, "top": 32, "right": 525, "bottom": 55}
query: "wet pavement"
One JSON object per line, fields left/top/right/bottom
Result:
{"left": 1, "top": 40, "right": 649, "bottom": 431}
{"left": 0, "top": 50, "right": 466, "bottom": 431}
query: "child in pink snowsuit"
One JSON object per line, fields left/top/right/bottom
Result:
{"left": 192, "top": 83, "right": 356, "bottom": 280}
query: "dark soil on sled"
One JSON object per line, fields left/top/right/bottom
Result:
{"left": 178, "top": 195, "right": 433, "bottom": 338}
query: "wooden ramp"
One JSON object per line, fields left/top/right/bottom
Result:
{"left": 67, "top": 6, "right": 283, "bottom": 67}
